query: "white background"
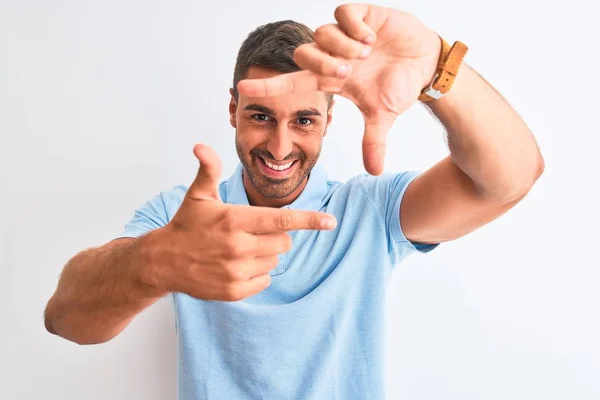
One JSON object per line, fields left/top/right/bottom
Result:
{"left": 1, "top": 0, "right": 598, "bottom": 399}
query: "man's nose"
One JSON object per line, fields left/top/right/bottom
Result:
{"left": 266, "top": 125, "right": 293, "bottom": 161}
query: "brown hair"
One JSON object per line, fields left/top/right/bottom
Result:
{"left": 232, "top": 20, "right": 333, "bottom": 107}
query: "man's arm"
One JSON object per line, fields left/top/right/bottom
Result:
{"left": 400, "top": 63, "right": 545, "bottom": 244}
{"left": 44, "top": 235, "right": 166, "bottom": 345}
{"left": 234, "top": 3, "right": 545, "bottom": 244}
{"left": 44, "top": 144, "right": 338, "bottom": 345}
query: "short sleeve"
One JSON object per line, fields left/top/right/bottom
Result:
{"left": 358, "top": 171, "right": 439, "bottom": 263}
{"left": 117, "top": 191, "right": 170, "bottom": 239}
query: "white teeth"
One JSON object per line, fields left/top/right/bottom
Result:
{"left": 264, "top": 159, "right": 293, "bottom": 171}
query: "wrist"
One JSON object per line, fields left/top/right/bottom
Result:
{"left": 419, "top": 30, "right": 443, "bottom": 91}
{"left": 426, "top": 62, "right": 472, "bottom": 111}
{"left": 419, "top": 36, "right": 469, "bottom": 103}
{"left": 133, "top": 228, "right": 174, "bottom": 298}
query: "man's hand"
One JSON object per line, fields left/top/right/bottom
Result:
{"left": 237, "top": 4, "right": 441, "bottom": 176}
{"left": 148, "top": 144, "right": 338, "bottom": 302}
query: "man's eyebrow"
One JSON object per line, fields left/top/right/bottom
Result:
{"left": 243, "top": 104, "right": 322, "bottom": 118}
{"left": 295, "top": 109, "right": 322, "bottom": 118}
{"left": 244, "top": 104, "right": 274, "bottom": 115}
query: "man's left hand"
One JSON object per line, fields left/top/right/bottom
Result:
{"left": 237, "top": 4, "right": 441, "bottom": 175}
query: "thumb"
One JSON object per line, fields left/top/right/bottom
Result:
{"left": 362, "top": 112, "right": 396, "bottom": 176}
{"left": 187, "top": 144, "right": 222, "bottom": 201}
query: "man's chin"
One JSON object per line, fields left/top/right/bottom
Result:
{"left": 243, "top": 155, "right": 313, "bottom": 199}
{"left": 252, "top": 174, "right": 298, "bottom": 199}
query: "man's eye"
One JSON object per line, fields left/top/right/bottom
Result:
{"left": 297, "top": 117, "right": 313, "bottom": 126}
{"left": 252, "top": 114, "right": 270, "bottom": 122}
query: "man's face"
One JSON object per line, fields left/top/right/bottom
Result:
{"left": 229, "top": 67, "right": 333, "bottom": 201}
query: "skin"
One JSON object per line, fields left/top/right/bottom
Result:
{"left": 238, "top": 4, "right": 545, "bottom": 244}
{"left": 42, "top": 69, "right": 339, "bottom": 345}
{"left": 44, "top": 2, "right": 545, "bottom": 345}
{"left": 229, "top": 67, "right": 334, "bottom": 208}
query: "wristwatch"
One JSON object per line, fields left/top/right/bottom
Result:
{"left": 419, "top": 36, "right": 469, "bottom": 102}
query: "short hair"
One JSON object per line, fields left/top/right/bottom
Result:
{"left": 232, "top": 20, "right": 333, "bottom": 107}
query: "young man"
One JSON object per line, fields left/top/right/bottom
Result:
{"left": 44, "top": 4, "right": 544, "bottom": 399}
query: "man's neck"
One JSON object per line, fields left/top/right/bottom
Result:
{"left": 243, "top": 171, "right": 308, "bottom": 208}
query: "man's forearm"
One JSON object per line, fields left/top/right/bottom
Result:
{"left": 425, "top": 63, "right": 545, "bottom": 200}
{"left": 44, "top": 233, "right": 166, "bottom": 345}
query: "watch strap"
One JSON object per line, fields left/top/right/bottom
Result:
{"left": 419, "top": 37, "right": 468, "bottom": 102}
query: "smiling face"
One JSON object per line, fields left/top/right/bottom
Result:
{"left": 229, "top": 67, "right": 333, "bottom": 207}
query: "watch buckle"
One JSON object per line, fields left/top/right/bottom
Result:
{"left": 423, "top": 72, "right": 444, "bottom": 100}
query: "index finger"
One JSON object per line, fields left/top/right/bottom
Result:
{"left": 233, "top": 205, "right": 337, "bottom": 233}
{"left": 237, "top": 70, "right": 320, "bottom": 98}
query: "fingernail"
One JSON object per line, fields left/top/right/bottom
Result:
{"left": 364, "top": 35, "right": 376, "bottom": 45}
{"left": 360, "top": 46, "right": 372, "bottom": 58}
{"left": 321, "top": 217, "right": 337, "bottom": 230}
{"left": 337, "top": 64, "right": 350, "bottom": 78}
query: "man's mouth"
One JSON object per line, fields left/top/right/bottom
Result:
{"left": 256, "top": 156, "right": 299, "bottom": 178}
{"left": 261, "top": 157, "right": 295, "bottom": 171}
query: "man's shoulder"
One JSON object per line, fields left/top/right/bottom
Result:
{"left": 160, "top": 184, "right": 189, "bottom": 201}
{"left": 324, "top": 170, "right": 422, "bottom": 216}
{"left": 157, "top": 181, "right": 227, "bottom": 200}
{"left": 331, "top": 170, "right": 418, "bottom": 193}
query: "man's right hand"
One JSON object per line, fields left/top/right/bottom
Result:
{"left": 145, "top": 144, "right": 338, "bottom": 302}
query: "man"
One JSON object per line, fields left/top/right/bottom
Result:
{"left": 44, "top": 3, "right": 544, "bottom": 399}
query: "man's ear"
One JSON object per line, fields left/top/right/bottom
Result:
{"left": 324, "top": 98, "right": 335, "bottom": 137}
{"left": 229, "top": 88, "right": 237, "bottom": 128}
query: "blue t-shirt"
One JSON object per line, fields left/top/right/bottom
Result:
{"left": 119, "top": 163, "right": 439, "bottom": 400}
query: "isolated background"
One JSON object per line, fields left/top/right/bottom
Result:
{"left": 1, "top": 0, "right": 598, "bottom": 399}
